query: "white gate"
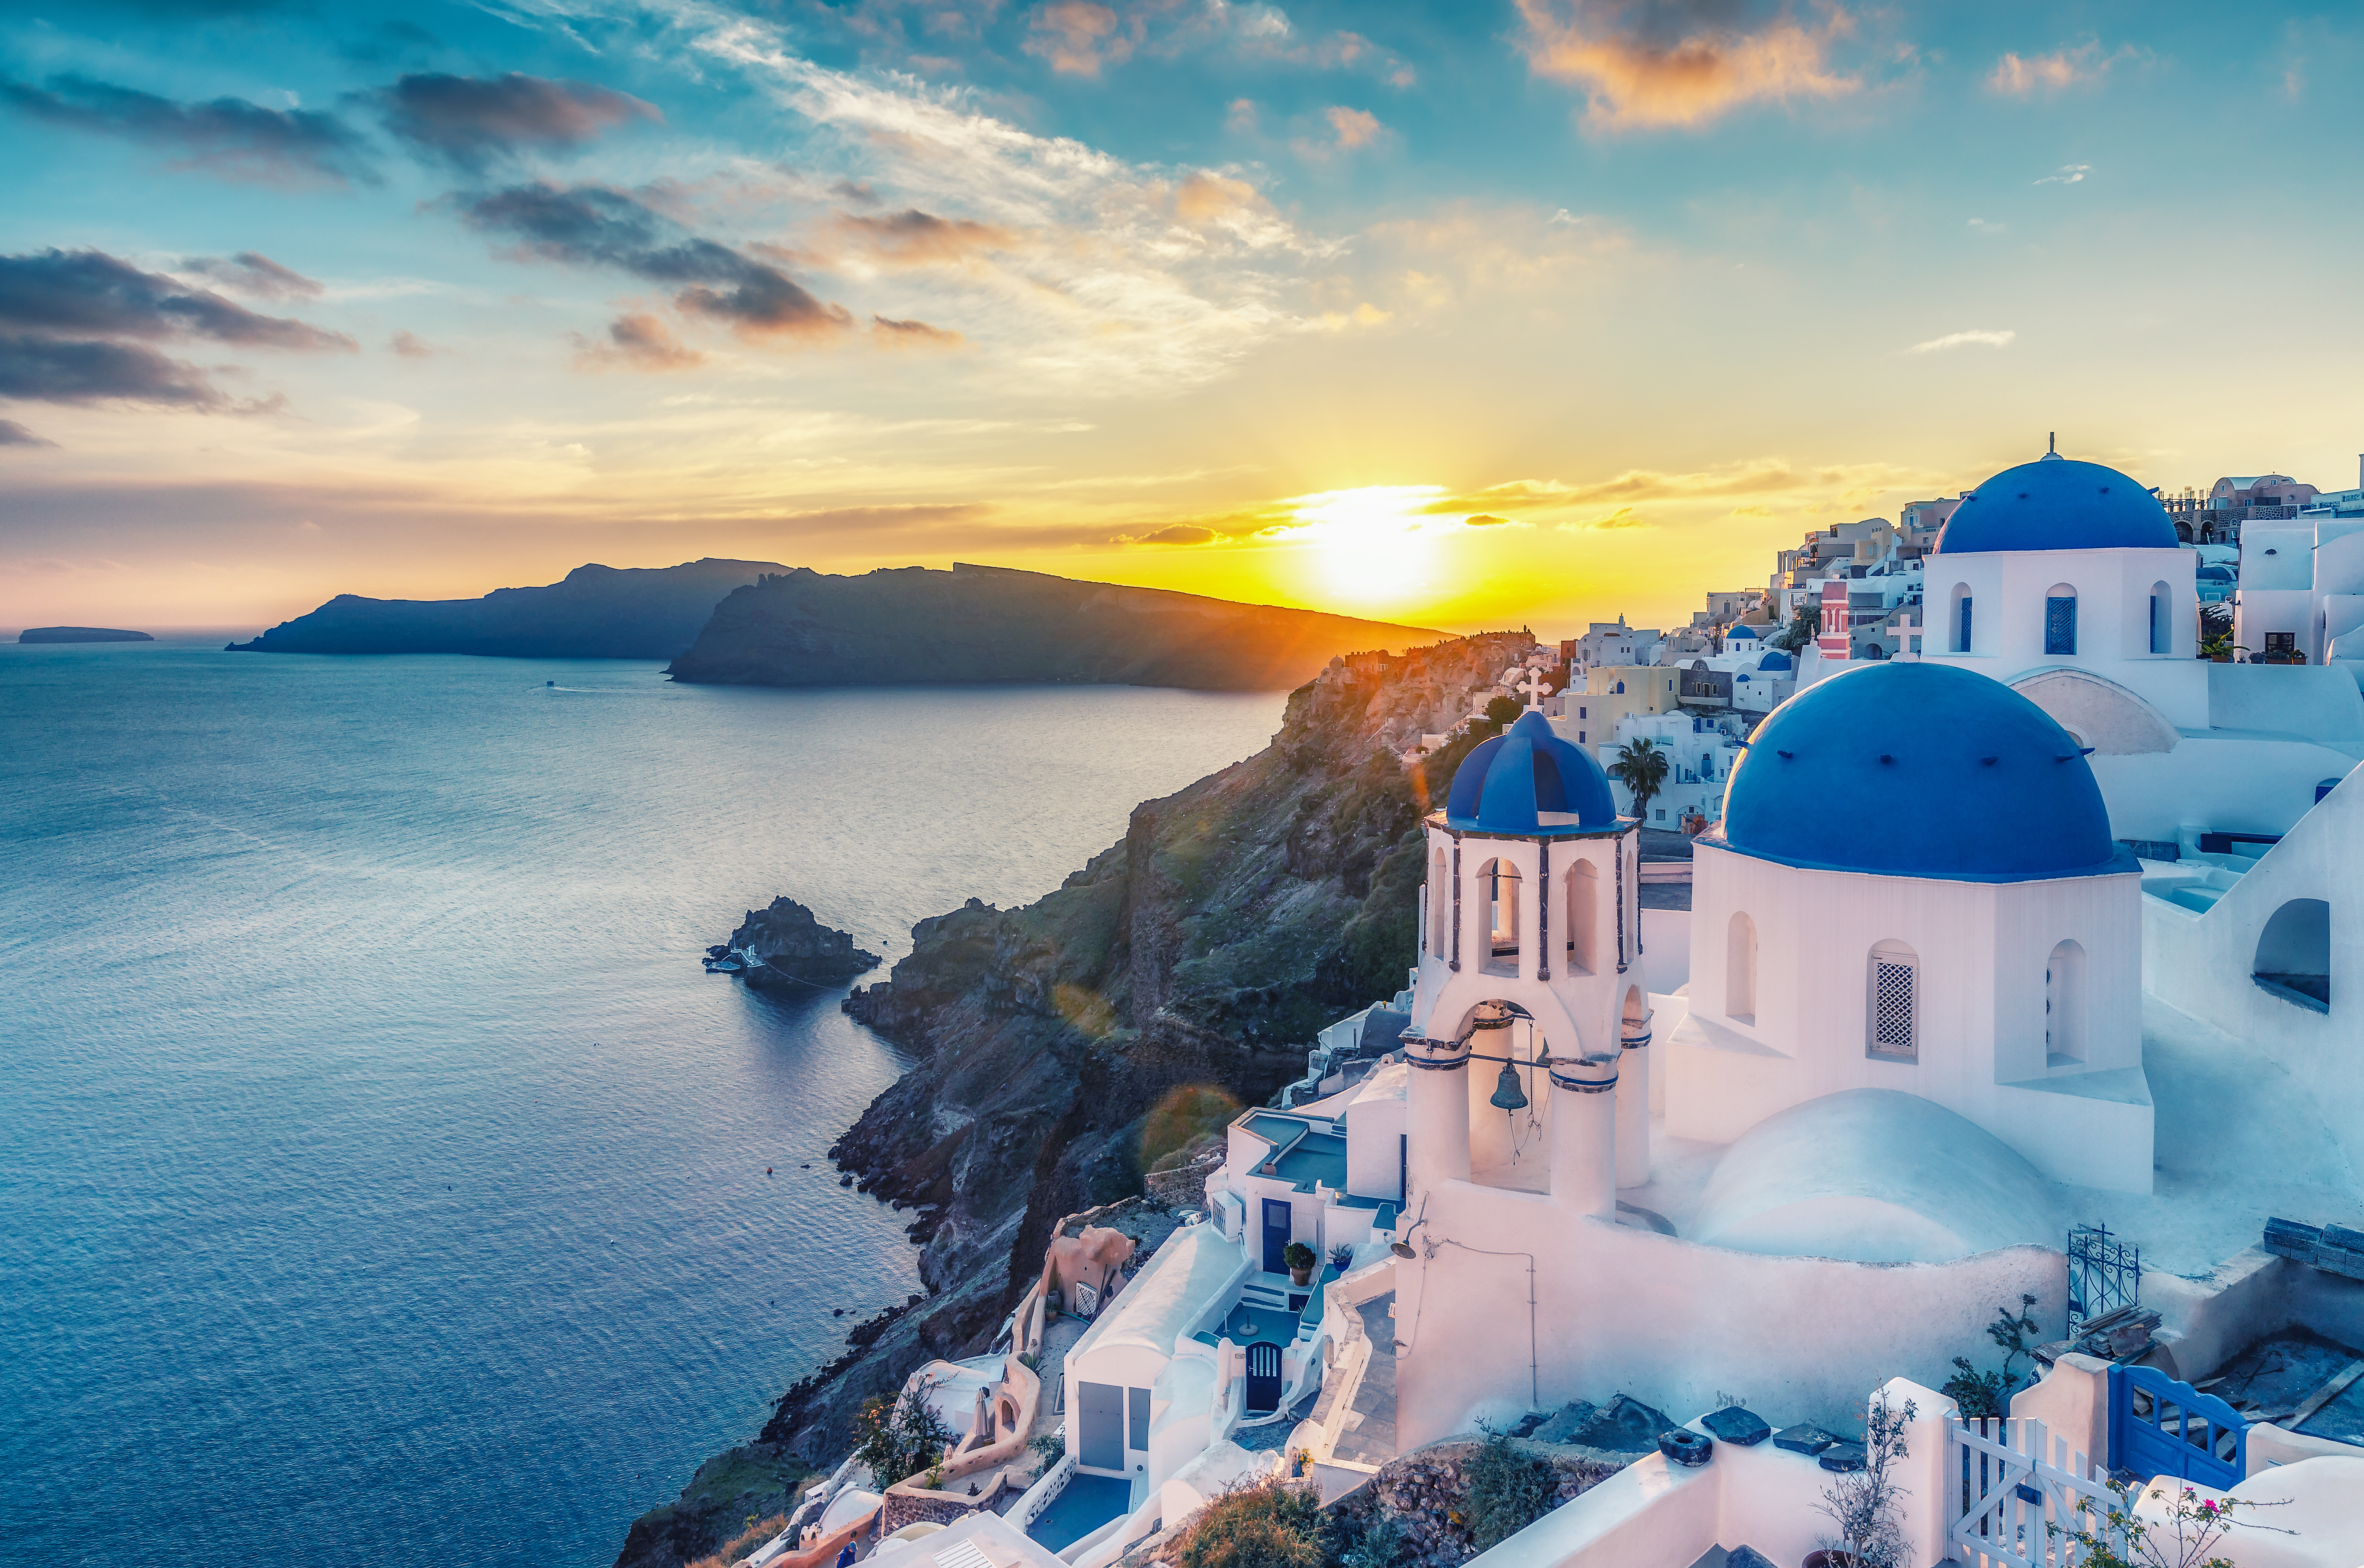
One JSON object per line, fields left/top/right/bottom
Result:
{"left": 1946, "top": 1417, "right": 2122, "bottom": 1568}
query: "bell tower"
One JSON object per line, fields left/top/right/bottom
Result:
{"left": 1404, "top": 707, "right": 1644, "bottom": 1213}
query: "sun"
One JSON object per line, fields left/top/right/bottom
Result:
{"left": 1282, "top": 485, "right": 1448, "bottom": 609}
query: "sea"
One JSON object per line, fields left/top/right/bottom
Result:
{"left": 0, "top": 640, "right": 1285, "bottom": 1568}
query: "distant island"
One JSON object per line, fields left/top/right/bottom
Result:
{"left": 667, "top": 562, "right": 1446, "bottom": 691}
{"left": 225, "top": 559, "right": 784, "bottom": 659}
{"left": 19, "top": 627, "right": 155, "bottom": 643}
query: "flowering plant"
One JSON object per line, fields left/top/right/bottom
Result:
{"left": 2047, "top": 1477, "right": 2288, "bottom": 1568}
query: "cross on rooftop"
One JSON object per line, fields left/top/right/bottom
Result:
{"left": 1885, "top": 613, "right": 1926, "bottom": 662}
{"left": 1519, "top": 666, "right": 1551, "bottom": 709}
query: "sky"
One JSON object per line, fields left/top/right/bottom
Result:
{"left": 2, "top": 0, "right": 2360, "bottom": 638}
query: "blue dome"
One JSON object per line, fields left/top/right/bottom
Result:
{"left": 1937, "top": 455, "right": 2177, "bottom": 554}
{"left": 1445, "top": 711, "right": 1621, "bottom": 835}
{"left": 1757, "top": 651, "right": 1794, "bottom": 672}
{"left": 1710, "top": 663, "right": 2122, "bottom": 881}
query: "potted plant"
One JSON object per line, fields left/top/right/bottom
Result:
{"left": 1284, "top": 1240, "right": 1316, "bottom": 1286}
{"left": 1804, "top": 1391, "right": 1915, "bottom": 1568}
{"left": 1328, "top": 1243, "right": 1355, "bottom": 1274}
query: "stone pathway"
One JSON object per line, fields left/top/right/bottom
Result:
{"left": 1331, "top": 1294, "right": 1398, "bottom": 1466}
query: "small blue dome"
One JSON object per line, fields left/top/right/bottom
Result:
{"left": 1445, "top": 711, "right": 1621, "bottom": 835}
{"left": 1937, "top": 455, "right": 2177, "bottom": 554}
{"left": 1728, "top": 623, "right": 1761, "bottom": 640}
{"left": 1710, "top": 663, "right": 2121, "bottom": 881}
{"left": 1757, "top": 651, "right": 1794, "bottom": 672}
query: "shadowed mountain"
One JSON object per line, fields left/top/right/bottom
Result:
{"left": 667, "top": 562, "right": 1445, "bottom": 691}
{"left": 225, "top": 559, "right": 784, "bottom": 659}
{"left": 19, "top": 627, "right": 154, "bottom": 643}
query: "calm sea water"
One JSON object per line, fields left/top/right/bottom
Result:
{"left": 0, "top": 642, "right": 1282, "bottom": 1568}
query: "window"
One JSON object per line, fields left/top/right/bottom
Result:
{"left": 1951, "top": 585, "right": 1973, "bottom": 652}
{"left": 1866, "top": 940, "right": 1918, "bottom": 1058}
{"left": 2265, "top": 632, "right": 2297, "bottom": 658}
{"left": 1128, "top": 1386, "right": 1150, "bottom": 1451}
{"left": 1578, "top": 706, "right": 1587, "bottom": 720}
{"left": 2046, "top": 940, "right": 2085, "bottom": 1063}
{"left": 1726, "top": 911, "right": 1756, "bottom": 1023}
{"left": 2044, "top": 586, "right": 2078, "bottom": 656}
{"left": 1566, "top": 860, "right": 1598, "bottom": 975}
{"left": 1478, "top": 858, "right": 1522, "bottom": 977}
{"left": 1654, "top": 807, "right": 1665, "bottom": 820}
{"left": 2149, "top": 594, "right": 2161, "bottom": 654}
{"left": 1429, "top": 849, "right": 1449, "bottom": 958}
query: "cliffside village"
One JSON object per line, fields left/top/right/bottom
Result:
{"left": 722, "top": 451, "right": 2364, "bottom": 1568}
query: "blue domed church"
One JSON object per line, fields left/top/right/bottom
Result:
{"left": 1670, "top": 661, "right": 2155, "bottom": 1195}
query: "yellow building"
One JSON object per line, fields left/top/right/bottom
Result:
{"left": 1549, "top": 664, "right": 1681, "bottom": 749}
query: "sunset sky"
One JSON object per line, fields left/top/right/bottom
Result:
{"left": 3, "top": 0, "right": 2360, "bottom": 636}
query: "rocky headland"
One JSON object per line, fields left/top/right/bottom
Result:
{"left": 226, "top": 558, "right": 784, "bottom": 659}
{"left": 614, "top": 631, "right": 1537, "bottom": 1568}
{"left": 665, "top": 562, "right": 1445, "bottom": 691}
{"left": 723, "top": 899, "right": 883, "bottom": 989}
{"left": 19, "top": 626, "right": 154, "bottom": 643}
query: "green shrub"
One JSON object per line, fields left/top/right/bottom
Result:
{"left": 1173, "top": 1477, "right": 1326, "bottom": 1568}
{"left": 1484, "top": 694, "right": 1522, "bottom": 727}
{"left": 851, "top": 1375, "right": 956, "bottom": 1487}
{"left": 1283, "top": 1241, "right": 1316, "bottom": 1272}
{"left": 1029, "top": 1433, "right": 1065, "bottom": 1468}
{"left": 1334, "top": 1507, "right": 1402, "bottom": 1568}
{"left": 1464, "top": 1430, "right": 1558, "bottom": 1552}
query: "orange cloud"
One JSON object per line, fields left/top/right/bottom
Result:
{"left": 1987, "top": 41, "right": 2126, "bottom": 95}
{"left": 870, "top": 313, "right": 964, "bottom": 348}
{"left": 572, "top": 312, "right": 703, "bottom": 371}
{"left": 829, "top": 208, "right": 1021, "bottom": 267}
{"left": 1514, "top": 0, "right": 1861, "bottom": 131}
{"left": 1327, "top": 106, "right": 1383, "bottom": 149}
{"left": 1025, "top": 1, "right": 1134, "bottom": 77}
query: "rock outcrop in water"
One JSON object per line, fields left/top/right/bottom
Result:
{"left": 19, "top": 626, "right": 154, "bottom": 643}
{"left": 226, "top": 559, "right": 783, "bottom": 659}
{"left": 665, "top": 562, "right": 1443, "bottom": 691}
{"left": 723, "top": 898, "right": 882, "bottom": 988}
{"left": 614, "top": 633, "right": 1535, "bottom": 1568}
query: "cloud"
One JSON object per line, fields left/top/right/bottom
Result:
{"left": 1908, "top": 328, "right": 2014, "bottom": 353}
{"left": 2033, "top": 163, "right": 2091, "bottom": 185}
{"left": 1966, "top": 217, "right": 2005, "bottom": 233}
{"left": 1327, "top": 106, "right": 1383, "bottom": 150}
{"left": 388, "top": 330, "right": 437, "bottom": 357}
{"left": 458, "top": 182, "right": 852, "bottom": 341}
{"left": 0, "top": 72, "right": 372, "bottom": 184}
{"left": 181, "top": 251, "right": 323, "bottom": 300}
{"left": 0, "top": 418, "right": 58, "bottom": 447}
{"left": 572, "top": 311, "right": 704, "bottom": 371}
{"left": 1024, "top": 2, "right": 1135, "bottom": 77}
{"left": 1513, "top": 0, "right": 1863, "bottom": 130}
{"left": 1226, "top": 97, "right": 1258, "bottom": 133}
{"left": 829, "top": 207, "right": 1020, "bottom": 267}
{"left": 0, "top": 334, "right": 229, "bottom": 408}
{"left": 1134, "top": 523, "right": 1220, "bottom": 545}
{"left": 1987, "top": 41, "right": 2130, "bottom": 95}
{"left": 1583, "top": 507, "right": 1649, "bottom": 528}
{"left": 1461, "top": 513, "right": 1514, "bottom": 527}
{"left": 870, "top": 314, "right": 963, "bottom": 347}
{"left": 378, "top": 73, "right": 661, "bottom": 170}
{"left": 0, "top": 249, "right": 356, "bottom": 350}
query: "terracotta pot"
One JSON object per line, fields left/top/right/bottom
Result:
{"left": 1290, "top": 1266, "right": 1311, "bottom": 1286}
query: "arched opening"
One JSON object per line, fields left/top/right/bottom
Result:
{"left": 1459, "top": 998, "right": 1549, "bottom": 1185}
{"left": 1478, "top": 858, "right": 1522, "bottom": 977}
{"left": 2149, "top": 580, "right": 2173, "bottom": 655}
{"left": 2255, "top": 898, "right": 2330, "bottom": 1013}
{"left": 2046, "top": 940, "right": 2086, "bottom": 1063}
{"left": 1726, "top": 911, "right": 1757, "bottom": 1023}
{"left": 1565, "top": 859, "right": 1598, "bottom": 976}
{"left": 1866, "top": 939, "right": 1919, "bottom": 1059}
{"left": 1429, "top": 848, "right": 1449, "bottom": 958}
{"left": 1950, "top": 582, "right": 1973, "bottom": 653}
{"left": 2044, "top": 584, "right": 2079, "bottom": 657}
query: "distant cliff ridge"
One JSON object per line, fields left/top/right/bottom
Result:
{"left": 20, "top": 627, "right": 154, "bottom": 643}
{"left": 665, "top": 563, "right": 1446, "bottom": 691}
{"left": 226, "top": 559, "right": 784, "bottom": 659}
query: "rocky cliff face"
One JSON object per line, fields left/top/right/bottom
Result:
{"left": 665, "top": 562, "right": 1445, "bottom": 691}
{"left": 726, "top": 898, "right": 882, "bottom": 987}
{"left": 616, "top": 631, "right": 1539, "bottom": 1568}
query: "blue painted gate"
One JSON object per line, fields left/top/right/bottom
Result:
{"left": 2109, "top": 1364, "right": 2245, "bottom": 1487}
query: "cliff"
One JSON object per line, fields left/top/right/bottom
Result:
{"left": 226, "top": 559, "right": 783, "bottom": 659}
{"left": 19, "top": 627, "right": 154, "bottom": 643}
{"left": 725, "top": 899, "right": 883, "bottom": 988}
{"left": 665, "top": 563, "right": 1445, "bottom": 691}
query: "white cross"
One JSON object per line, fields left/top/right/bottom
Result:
{"left": 1885, "top": 613, "right": 1926, "bottom": 661}
{"left": 1519, "top": 666, "right": 1551, "bottom": 709}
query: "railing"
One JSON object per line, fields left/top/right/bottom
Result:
{"left": 1947, "top": 1416, "right": 2118, "bottom": 1568}
{"left": 2067, "top": 1224, "right": 2139, "bottom": 1336}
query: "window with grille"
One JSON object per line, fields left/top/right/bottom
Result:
{"left": 1867, "top": 944, "right": 1918, "bottom": 1057}
{"left": 2045, "top": 593, "right": 2078, "bottom": 656}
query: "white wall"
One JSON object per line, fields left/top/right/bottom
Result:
{"left": 1675, "top": 845, "right": 2153, "bottom": 1192}
{"left": 1926, "top": 544, "right": 2203, "bottom": 723}
{"left": 1394, "top": 1179, "right": 2065, "bottom": 1447}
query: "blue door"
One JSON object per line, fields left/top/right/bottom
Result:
{"left": 1078, "top": 1380, "right": 1125, "bottom": 1471}
{"left": 2045, "top": 596, "right": 2078, "bottom": 656}
{"left": 2110, "top": 1364, "right": 2245, "bottom": 1487}
{"left": 1244, "top": 1342, "right": 1282, "bottom": 1414}
{"left": 1262, "top": 1198, "right": 1291, "bottom": 1274}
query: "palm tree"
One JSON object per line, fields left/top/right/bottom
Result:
{"left": 1608, "top": 738, "right": 1670, "bottom": 823}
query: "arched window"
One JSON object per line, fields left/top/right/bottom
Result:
{"left": 2044, "top": 584, "right": 2078, "bottom": 656}
{"left": 2046, "top": 940, "right": 2085, "bottom": 1062}
{"left": 1726, "top": 911, "right": 1757, "bottom": 1023}
{"left": 2149, "top": 580, "right": 2172, "bottom": 655}
{"left": 1478, "top": 858, "right": 1522, "bottom": 977}
{"left": 1866, "top": 939, "right": 1918, "bottom": 1058}
{"left": 1565, "top": 860, "right": 1597, "bottom": 976}
{"left": 2255, "top": 898, "right": 2330, "bottom": 1014}
{"left": 1950, "top": 582, "right": 1973, "bottom": 653}
{"left": 1429, "top": 849, "right": 1450, "bottom": 958}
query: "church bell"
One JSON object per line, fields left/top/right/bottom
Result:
{"left": 1490, "top": 1058, "right": 1529, "bottom": 1112}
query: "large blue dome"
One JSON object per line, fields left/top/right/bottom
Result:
{"left": 1445, "top": 711, "right": 1621, "bottom": 835}
{"left": 1937, "top": 455, "right": 2177, "bottom": 554}
{"left": 1710, "top": 663, "right": 2123, "bottom": 881}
